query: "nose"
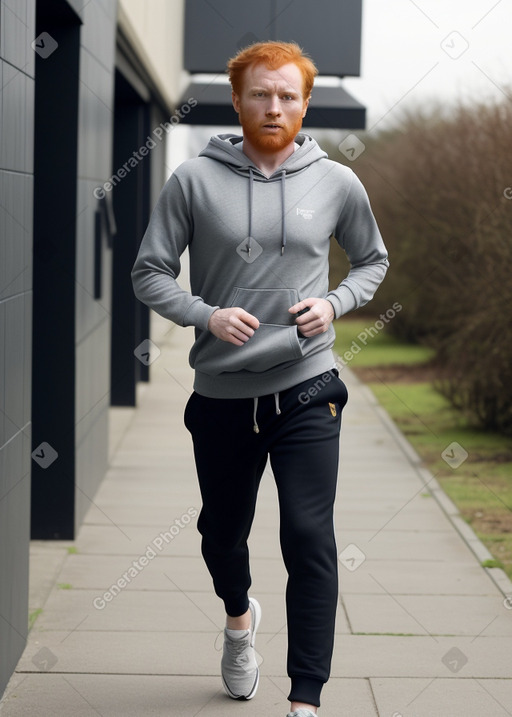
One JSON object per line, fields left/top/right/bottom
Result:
{"left": 266, "top": 94, "right": 281, "bottom": 116}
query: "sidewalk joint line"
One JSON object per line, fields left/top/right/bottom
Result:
{"left": 368, "top": 574, "right": 439, "bottom": 642}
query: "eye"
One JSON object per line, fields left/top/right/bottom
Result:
{"left": 282, "top": 94, "right": 295, "bottom": 101}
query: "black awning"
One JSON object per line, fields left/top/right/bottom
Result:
{"left": 177, "top": 78, "right": 366, "bottom": 129}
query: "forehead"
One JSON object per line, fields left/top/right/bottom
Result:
{"left": 243, "top": 62, "right": 304, "bottom": 94}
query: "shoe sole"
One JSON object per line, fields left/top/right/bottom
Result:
{"left": 222, "top": 597, "right": 262, "bottom": 700}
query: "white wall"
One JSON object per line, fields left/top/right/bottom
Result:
{"left": 118, "top": 0, "right": 186, "bottom": 106}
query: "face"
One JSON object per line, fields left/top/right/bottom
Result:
{"left": 232, "top": 62, "right": 309, "bottom": 154}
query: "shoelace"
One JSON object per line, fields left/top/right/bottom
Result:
{"left": 225, "top": 633, "right": 251, "bottom": 667}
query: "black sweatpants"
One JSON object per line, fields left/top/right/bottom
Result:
{"left": 184, "top": 370, "right": 348, "bottom": 707}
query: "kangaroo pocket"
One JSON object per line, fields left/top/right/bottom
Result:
{"left": 191, "top": 287, "right": 306, "bottom": 375}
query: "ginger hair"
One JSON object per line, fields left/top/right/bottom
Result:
{"left": 227, "top": 41, "right": 318, "bottom": 99}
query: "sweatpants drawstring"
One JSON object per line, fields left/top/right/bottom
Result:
{"left": 253, "top": 393, "right": 282, "bottom": 433}
{"left": 253, "top": 397, "right": 259, "bottom": 434}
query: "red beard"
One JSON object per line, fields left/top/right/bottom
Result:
{"left": 239, "top": 109, "right": 304, "bottom": 154}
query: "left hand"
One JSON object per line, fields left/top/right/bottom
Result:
{"left": 288, "top": 298, "right": 335, "bottom": 337}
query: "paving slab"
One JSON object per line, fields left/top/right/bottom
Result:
{"left": 338, "top": 559, "right": 500, "bottom": 596}
{"left": 342, "top": 593, "right": 512, "bottom": 636}
{"left": 370, "top": 677, "right": 512, "bottom": 717}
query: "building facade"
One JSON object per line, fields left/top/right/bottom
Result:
{"left": 0, "top": 0, "right": 185, "bottom": 693}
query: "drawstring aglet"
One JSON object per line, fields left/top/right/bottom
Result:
{"left": 281, "top": 246, "right": 284, "bottom": 255}
{"left": 253, "top": 424, "right": 260, "bottom": 434}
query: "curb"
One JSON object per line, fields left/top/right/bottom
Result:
{"left": 348, "top": 368, "right": 512, "bottom": 603}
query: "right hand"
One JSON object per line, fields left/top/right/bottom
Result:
{"left": 207, "top": 307, "right": 260, "bottom": 346}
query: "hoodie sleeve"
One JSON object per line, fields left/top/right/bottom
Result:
{"left": 131, "top": 173, "right": 218, "bottom": 331}
{"left": 326, "top": 171, "right": 389, "bottom": 318}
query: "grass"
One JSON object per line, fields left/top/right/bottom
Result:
{"left": 28, "top": 608, "right": 42, "bottom": 631}
{"left": 335, "top": 318, "right": 435, "bottom": 368}
{"left": 334, "top": 317, "right": 512, "bottom": 581}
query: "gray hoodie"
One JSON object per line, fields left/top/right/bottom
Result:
{"left": 132, "top": 133, "right": 388, "bottom": 399}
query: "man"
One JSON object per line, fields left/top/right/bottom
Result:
{"left": 132, "top": 41, "right": 388, "bottom": 717}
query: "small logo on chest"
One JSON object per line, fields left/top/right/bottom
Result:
{"left": 296, "top": 208, "right": 315, "bottom": 220}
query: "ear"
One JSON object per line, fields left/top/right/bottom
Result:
{"left": 232, "top": 91, "right": 240, "bottom": 114}
{"left": 302, "top": 96, "right": 310, "bottom": 119}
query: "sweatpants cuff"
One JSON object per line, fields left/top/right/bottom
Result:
{"left": 288, "top": 676, "right": 324, "bottom": 707}
{"left": 224, "top": 594, "right": 249, "bottom": 618}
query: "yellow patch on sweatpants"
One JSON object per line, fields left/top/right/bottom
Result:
{"left": 329, "top": 402, "right": 337, "bottom": 417}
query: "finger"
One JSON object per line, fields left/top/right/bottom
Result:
{"left": 226, "top": 335, "right": 245, "bottom": 346}
{"left": 231, "top": 318, "right": 257, "bottom": 339}
{"left": 289, "top": 301, "right": 309, "bottom": 314}
{"left": 299, "top": 323, "right": 325, "bottom": 337}
{"left": 296, "top": 309, "right": 321, "bottom": 327}
{"left": 238, "top": 310, "right": 260, "bottom": 330}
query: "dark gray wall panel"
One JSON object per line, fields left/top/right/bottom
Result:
{"left": 0, "top": 0, "right": 36, "bottom": 76}
{"left": 274, "top": 0, "right": 361, "bottom": 76}
{"left": 75, "top": 180, "right": 112, "bottom": 344}
{"left": 77, "top": 51, "right": 114, "bottom": 193}
{"left": 0, "top": 172, "right": 32, "bottom": 304}
{"left": 0, "top": 431, "right": 30, "bottom": 694}
{"left": 73, "top": 0, "right": 117, "bottom": 535}
{"left": 184, "top": 0, "right": 362, "bottom": 76}
{"left": 184, "top": 0, "right": 272, "bottom": 71}
{"left": 0, "top": 301, "right": 4, "bottom": 446}
{"left": 0, "top": 64, "right": 33, "bottom": 172}
{"left": 0, "top": 0, "right": 35, "bottom": 693}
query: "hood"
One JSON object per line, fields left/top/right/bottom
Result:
{"left": 199, "top": 132, "right": 327, "bottom": 180}
{"left": 198, "top": 133, "right": 328, "bottom": 255}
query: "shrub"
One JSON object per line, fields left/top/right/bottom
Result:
{"left": 327, "top": 96, "right": 512, "bottom": 434}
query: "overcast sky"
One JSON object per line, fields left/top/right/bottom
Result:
{"left": 343, "top": 0, "right": 512, "bottom": 131}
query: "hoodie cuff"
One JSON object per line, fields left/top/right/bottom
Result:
{"left": 325, "top": 286, "right": 357, "bottom": 319}
{"left": 182, "top": 299, "right": 219, "bottom": 332}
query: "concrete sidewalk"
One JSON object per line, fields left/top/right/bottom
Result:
{"left": 2, "top": 320, "right": 512, "bottom": 716}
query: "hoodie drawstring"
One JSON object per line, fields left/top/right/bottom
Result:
{"left": 280, "top": 170, "right": 287, "bottom": 255}
{"left": 247, "top": 167, "right": 254, "bottom": 257}
{"left": 253, "top": 393, "right": 281, "bottom": 433}
{"left": 247, "top": 168, "right": 287, "bottom": 256}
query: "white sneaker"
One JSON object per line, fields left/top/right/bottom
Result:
{"left": 287, "top": 710, "right": 317, "bottom": 717}
{"left": 221, "top": 597, "right": 262, "bottom": 700}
